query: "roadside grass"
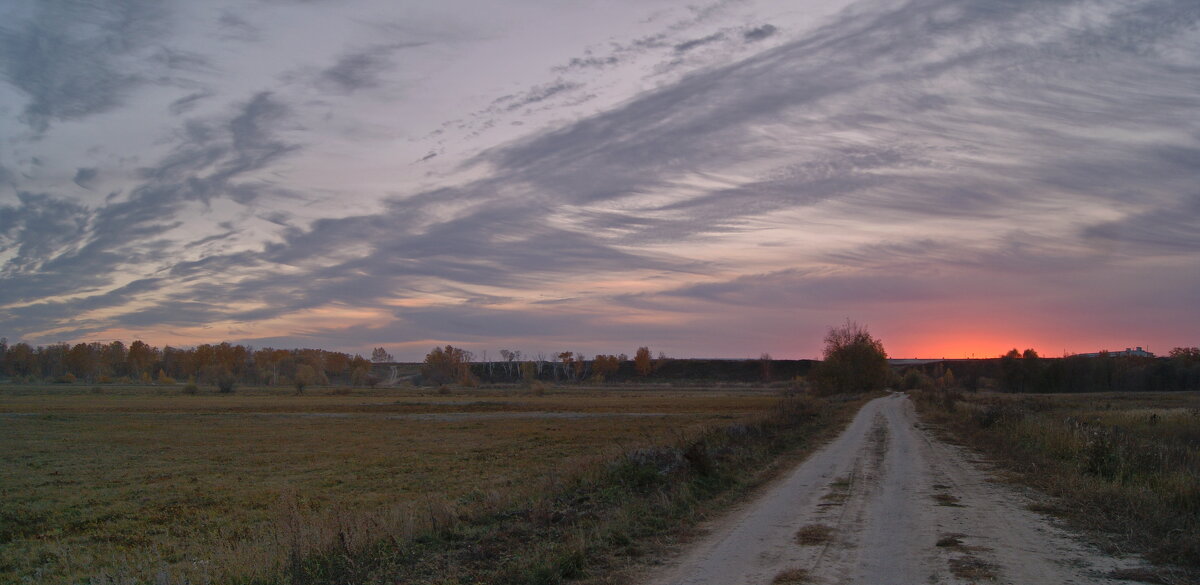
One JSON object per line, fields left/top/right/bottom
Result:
{"left": 248, "top": 391, "right": 871, "bottom": 585}
{"left": 795, "top": 524, "right": 834, "bottom": 546}
{"left": 913, "top": 389, "right": 1200, "bottom": 575}
{"left": 771, "top": 567, "right": 812, "bottom": 584}
{"left": 0, "top": 384, "right": 860, "bottom": 584}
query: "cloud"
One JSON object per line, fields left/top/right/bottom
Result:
{"left": 0, "top": 91, "right": 299, "bottom": 320}
{"left": 1082, "top": 192, "right": 1200, "bottom": 254}
{"left": 317, "top": 42, "right": 426, "bottom": 93}
{"left": 320, "top": 49, "right": 391, "bottom": 93}
{"left": 674, "top": 32, "right": 726, "bottom": 53}
{"left": 217, "top": 10, "right": 260, "bottom": 42}
{"left": 167, "top": 90, "right": 214, "bottom": 115}
{"left": 72, "top": 167, "right": 99, "bottom": 189}
{"left": 0, "top": 0, "right": 167, "bottom": 131}
{"left": 2, "top": 0, "right": 1198, "bottom": 357}
{"left": 743, "top": 24, "right": 778, "bottom": 41}
{"left": 492, "top": 80, "right": 583, "bottom": 113}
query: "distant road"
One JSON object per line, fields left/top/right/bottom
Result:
{"left": 646, "top": 393, "right": 1158, "bottom": 585}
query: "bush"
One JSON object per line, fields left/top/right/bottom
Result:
{"left": 182, "top": 383, "right": 199, "bottom": 395}
{"left": 215, "top": 372, "right": 237, "bottom": 393}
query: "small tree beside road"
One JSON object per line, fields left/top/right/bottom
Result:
{"left": 811, "top": 320, "right": 889, "bottom": 395}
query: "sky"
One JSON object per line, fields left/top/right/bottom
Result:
{"left": 0, "top": 0, "right": 1197, "bottom": 361}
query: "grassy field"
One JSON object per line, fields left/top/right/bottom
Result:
{"left": 0, "top": 383, "right": 799, "bottom": 584}
{"left": 913, "top": 389, "right": 1200, "bottom": 583}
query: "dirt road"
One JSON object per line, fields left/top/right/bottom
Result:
{"left": 647, "top": 393, "right": 1157, "bottom": 585}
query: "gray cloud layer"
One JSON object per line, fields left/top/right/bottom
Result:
{"left": 2, "top": 0, "right": 1198, "bottom": 356}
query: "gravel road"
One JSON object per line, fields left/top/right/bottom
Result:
{"left": 647, "top": 393, "right": 1159, "bottom": 585}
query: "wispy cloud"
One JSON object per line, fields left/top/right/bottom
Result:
{"left": 1, "top": 0, "right": 1197, "bottom": 358}
{"left": 0, "top": 0, "right": 167, "bottom": 131}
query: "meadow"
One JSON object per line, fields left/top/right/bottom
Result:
{"left": 913, "top": 389, "right": 1200, "bottom": 582}
{"left": 0, "top": 382, "right": 831, "bottom": 584}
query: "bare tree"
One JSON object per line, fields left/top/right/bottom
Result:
{"left": 371, "top": 347, "right": 394, "bottom": 363}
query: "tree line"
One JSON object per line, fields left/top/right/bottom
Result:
{"left": 421, "top": 345, "right": 673, "bottom": 385}
{"left": 0, "top": 337, "right": 391, "bottom": 389}
{"left": 900, "top": 347, "right": 1200, "bottom": 393}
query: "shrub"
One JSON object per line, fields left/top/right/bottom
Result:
{"left": 215, "top": 371, "right": 237, "bottom": 393}
{"left": 182, "top": 383, "right": 199, "bottom": 395}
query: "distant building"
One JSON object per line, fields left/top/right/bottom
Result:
{"left": 1073, "top": 346, "right": 1155, "bottom": 358}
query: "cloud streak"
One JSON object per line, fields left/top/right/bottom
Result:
{"left": 1, "top": 0, "right": 1197, "bottom": 359}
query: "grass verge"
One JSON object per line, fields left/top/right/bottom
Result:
{"left": 242, "top": 392, "right": 869, "bottom": 585}
{"left": 912, "top": 389, "right": 1200, "bottom": 582}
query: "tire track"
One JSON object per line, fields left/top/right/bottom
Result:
{"left": 646, "top": 394, "right": 1163, "bottom": 585}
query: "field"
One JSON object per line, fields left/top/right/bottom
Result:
{"left": 0, "top": 383, "right": 804, "bottom": 584}
{"left": 914, "top": 389, "right": 1200, "bottom": 583}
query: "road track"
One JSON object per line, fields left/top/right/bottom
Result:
{"left": 647, "top": 393, "right": 1159, "bottom": 585}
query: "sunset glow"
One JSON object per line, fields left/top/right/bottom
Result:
{"left": 1, "top": 0, "right": 1197, "bottom": 359}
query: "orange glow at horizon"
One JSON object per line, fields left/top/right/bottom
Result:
{"left": 882, "top": 327, "right": 1055, "bottom": 360}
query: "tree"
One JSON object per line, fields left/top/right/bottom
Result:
{"left": 557, "top": 351, "right": 576, "bottom": 382}
{"left": 65, "top": 343, "right": 100, "bottom": 382}
{"left": 421, "top": 345, "right": 472, "bottom": 385}
{"left": 811, "top": 320, "right": 890, "bottom": 395}
{"left": 127, "top": 340, "right": 156, "bottom": 380}
{"left": 634, "top": 347, "right": 653, "bottom": 377}
{"left": 4, "top": 342, "right": 35, "bottom": 377}
{"left": 591, "top": 355, "right": 621, "bottom": 382}
{"left": 100, "top": 340, "right": 127, "bottom": 378}
{"left": 294, "top": 364, "right": 318, "bottom": 394}
{"left": 1169, "top": 347, "right": 1200, "bottom": 363}
{"left": 371, "top": 347, "right": 394, "bottom": 363}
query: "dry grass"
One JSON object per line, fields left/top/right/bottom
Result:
{"left": 914, "top": 389, "right": 1200, "bottom": 573}
{"left": 932, "top": 492, "right": 963, "bottom": 507}
{"left": 948, "top": 556, "right": 999, "bottom": 580}
{"left": 771, "top": 567, "right": 811, "bottom": 584}
{"left": 795, "top": 524, "right": 834, "bottom": 546}
{"left": 0, "top": 384, "right": 784, "bottom": 584}
{"left": 936, "top": 534, "right": 964, "bottom": 548}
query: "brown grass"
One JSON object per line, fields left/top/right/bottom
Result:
{"left": 913, "top": 389, "right": 1200, "bottom": 574}
{"left": 948, "top": 556, "right": 999, "bottom": 580}
{"left": 771, "top": 567, "right": 811, "bottom": 584}
{"left": 795, "top": 524, "right": 834, "bottom": 546}
{"left": 936, "top": 534, "right": 964, "bottom": 548}
{"left": 0, "top": 384, "right": 781, "bottom": 584}
{"left": 932, "top": 493, "right": 963, "bottom": 507}
{"left": 0, "top": 384, "right": 861, "bottom": 585}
